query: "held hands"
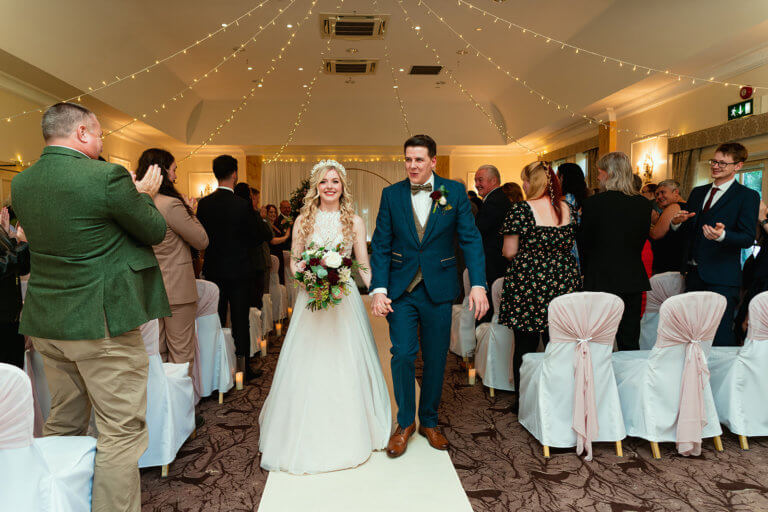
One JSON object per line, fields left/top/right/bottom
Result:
{"left": 702, "top": 222, "right": 725, "bottom": 241}
{"left": 371, "top": 293, "right": 393, "bottom": 317}
{"left": 468, "top": 287, "right": 489, "bottom": 320}
{"left": 135, "top": 164, "right": 163, "bottom": 198}
{"left": 671, "top": 209, "right": 695, "bottom": 226}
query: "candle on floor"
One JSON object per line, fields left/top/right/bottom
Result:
{"left": 260, "top": 339, "right": 267, "bottom": 357}
{"left": 235, "top": 371, "right": 244, "bottom": 390}
{"left": 287, "top": 307, "right": 293, "bottom": 318}
{"left": 468, "top": 368, "right": 476, "bottom": 386}
{"left": 275, "top": 322, "right": 283, "bottom": 336}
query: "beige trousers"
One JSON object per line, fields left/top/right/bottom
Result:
{"left": 33, "top": 327, "right": 149, "bottom": 512}
{"left": 158, "top": 302, "right": 197, "bottom": 388}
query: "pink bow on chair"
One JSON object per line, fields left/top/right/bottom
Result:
{"left": 572, "top": 337, "right": 599, "bottom": 461}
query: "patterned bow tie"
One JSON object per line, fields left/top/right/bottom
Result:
{"left": 411, "top": 183, "right": 432, "bottom": 195}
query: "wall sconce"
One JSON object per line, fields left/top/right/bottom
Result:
{"left": 641, "top": 153, "right": 654, "bottom": 183}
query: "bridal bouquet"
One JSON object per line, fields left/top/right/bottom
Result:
{"left": 294, "top": 242, "right": 364, "bottom": 311}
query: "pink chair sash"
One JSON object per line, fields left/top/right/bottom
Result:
{"left": 195, "top": 280, "right": 220, "bottom": 318}
{"left": 140, "top": 321, "right": 160, "bottom": 356}
{"left": 746, "top": 291, "right": 768, "bottom": 341}
{"left": 655, "top": 292, "right": 726, "bottom": 456}
{"left": 0, "top": 363, "right": 34, "bottom": 449}
{"left": 646, "top": 272, "right": 685, "bottom": 314}
{"left": 548, "top": 292, "right": 624, "bottom": 460}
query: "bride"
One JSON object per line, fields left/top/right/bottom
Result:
{"left": 258, "top": 160, "right": 392, "bottom": 474}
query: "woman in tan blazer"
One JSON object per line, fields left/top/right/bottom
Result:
{"left": 135, "top": 149, "right": 209, "bottom": 386}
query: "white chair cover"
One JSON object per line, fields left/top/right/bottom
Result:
{"left": 450, "top": 269, "right": 477, "bottom": 357}
{"left": 269, "top": 255, "right": 287, "bottom": 321}
{"left": 137, "top": 320, "right": 196, "bottom": 468}
{"left": 194, "top": 280, "right": 235, "bottom": 397}
{"left": 249, "top": 307, "right": 263, "bottom": 357}
{"left": 261, "top": 293, "right": 274, "bottom": 334}
{"left": 0, "top": 363, "right": 96, "bottom": 512}
{"left": 283, "top": 249, "right": 297, "bottom": 307}
{"left": 613, "top": 292, "right": 725, "bottom": 456}
{"left": 474, "top": 278, "right": 515, "bottom": 391}
{"left": 709, "top": 291, "right": 768, "bottom": 437}
{"left": 639, "top": 272, "right": 684, "bottom": 350}
{"left": 519, "top": 292, "right": 626, "bottom": 460}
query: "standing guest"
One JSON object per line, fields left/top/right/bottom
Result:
{"left": 641, "top": 183, "right": 658, "bottom": 201}
{"left": 671, "top": 143, "right": 760, "bottom": 346}
{"left": 11, "top": 102, "right": 169, "bottom": 512}
{"left": 467, "top": 190, "right": 483, "bottom": 214}
{"left": 266, "top": 204, "right": 291, "bottom": 284}
{"left": 196, "top": 155, "right": 262, "bottom": 381}
{"left": 557, "top": 163, "right": 589, "bottom": 271}
{"left": 499, "top": 161, "right": 580, "bottom": 402}
{"left": 276, "top": 200, "right": 294, "bottom": 283}
{"left": 649, "top": 179, "right": 688, "bottom": 274}
{"left": 135, "top": 149, "right": 208, "bottom": 388}
{"left": 474, "top": 164, "right": 511, "bottom": 323}
{"left": 234, "top": 183, "right": 273, "bottom": 309}
{"left": 735, "top": 201, "right": 768, "bottom": 341}
{"left": 581, "top": 152, "right": 651, "bottom": 351}
{"left": 501, "top": 182, "right": 525, "bottom": 204}
{"left": 0, "top": 207, "right": 29, "bottom": 369}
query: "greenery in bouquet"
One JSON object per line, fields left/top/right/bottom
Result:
{"left": 293, "top": 242, "right": 365, "bottom": 311}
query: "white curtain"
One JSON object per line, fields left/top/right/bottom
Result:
{"left": 263, "top": 160, "right": 406, "bottom": 240}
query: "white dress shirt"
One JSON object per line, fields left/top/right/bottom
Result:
{"left": 217, "top": 186, "right": 234, "bottom": 193}
{"left": 49, "top": 145, "right": 91, "bottom": 158}
{"left": 671, "top": 177, "right": 735, "bottom": 243}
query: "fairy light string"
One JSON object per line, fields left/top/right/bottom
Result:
{"left": 372, "top": 0, "right": 411, "bottom": 137}
{"left": 2, "top": 0, "right": 286, "bottom": 123}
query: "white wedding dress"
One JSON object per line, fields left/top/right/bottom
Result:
{"left": 258, "top": 210, "right": 392, "bottom": 474}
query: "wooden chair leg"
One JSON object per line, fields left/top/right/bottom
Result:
{"left": 489, "top": 387, "right": 495, "bottom": 398}
{"left": 543, "top": 445, "right": 550, "bottom": 458}
{"left": 713, "top": 436, "right": 724, "bottom": 452}
{"left": 650, "top": 441, "right": 661, "bottom": 459}
{"left": 189, "top": 428, "right": 197, "bottom": 441}
{"left": 161, "top": 465, "right": 169, "bottom": 478}
{"left": 218, "top": 391, "right": 224, "bottom": 404}
{"left": 615, "top": 441, "right": 623, "bottom": 457}
{"left": 738, "top": 435, "right": 749, "bottom": 450}
{"left": 463, "top": 356, "right": 469, "bottom": 364}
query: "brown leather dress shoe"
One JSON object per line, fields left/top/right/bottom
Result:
{"left": 386, "top": 423, "right": 416, "bottom": 458}
{"left": 418, "top": 425, "right": 450, "bottom": 450}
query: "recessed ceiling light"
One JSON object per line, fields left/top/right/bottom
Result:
{"left": 414, "top": 26, "right": 421, "bottom": 30}
{"left": 286, "top": 23, "right": 293, "bottom": 28}
{"left": 399, "top": 68, "right": 405, "bottom": 72}
{"left": 247, "top": 66, "right": 253, "bottom": 70}
{"left": 258, "top": 84, "right": 263, "bottom": 87}
{"left": 393, "top": 85, "right": 398, "bottom": 88}
{"left": 298, "top": 67, "right": 304, "bottom": 71}
{"left": 302, "top": 84, "right": 308, "bottom": 88}
{"left": 475, "top": 27, "right": 482, "bottom": 31}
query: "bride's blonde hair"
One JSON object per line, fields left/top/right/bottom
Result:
{"left": 298, "top": 162, "right": 355, "bottom": 249}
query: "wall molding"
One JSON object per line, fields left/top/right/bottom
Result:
{"left": 669, "top": 112, "right": 768, "bottom": 154}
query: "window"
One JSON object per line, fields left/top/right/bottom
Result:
{"left": 738, "top": 159, "right": 766, "bottom": 266}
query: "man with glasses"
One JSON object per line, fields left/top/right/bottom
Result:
{"left": 671, "top": 142, "right": 759, "bottom": 346}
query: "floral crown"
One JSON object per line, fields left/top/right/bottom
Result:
{"left": 311, "top": 159, "right": 346, "bottom": 178}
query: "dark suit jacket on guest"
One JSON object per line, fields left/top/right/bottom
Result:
{"left": 475, "top": 187, "right": 511, "bottom": 287}
{"left": 581, "top": 190, "right": 652, "bottom": 294}
{"left": 678, "top": 181, "right": 759, "bottom": 287}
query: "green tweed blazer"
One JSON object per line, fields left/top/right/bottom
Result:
{"left": 12, "top": 146, "right": 171, "bottom": 340}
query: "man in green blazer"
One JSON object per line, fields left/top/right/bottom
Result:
{"left": 12, "top": 102, "right": 170, "bottom": 512}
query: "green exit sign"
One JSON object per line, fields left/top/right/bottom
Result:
{"left": 728, "top": 99, "right": 753, "bottom": 121}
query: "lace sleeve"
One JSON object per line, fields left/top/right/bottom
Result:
{"left": 289, "top": 215, "right": 305, "bottom": 275}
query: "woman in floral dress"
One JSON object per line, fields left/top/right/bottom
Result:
{"left": 499, "top": 161, "right": 581, "bottom": 400}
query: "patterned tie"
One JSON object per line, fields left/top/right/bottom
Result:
{"left": 411, "top": 183, "right": 432, "bottom": 195}
{"left": 702, "top": 186, "right": 720, "bottom": 213}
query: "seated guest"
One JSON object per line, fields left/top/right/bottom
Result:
{"left": 649, "top": 179, "right": 687, "bottom": 274}
{"left": 671, "top": 142, "right": 760, "bottom": 346}
{"left": 266, "top": 204, "right": 290, "bottom": 283}
{"left": 499, "top": 161, "right": 580, "bottom": 402}
{"left": 474, "top": 165, "right": 511, "bottom": 323}
{"left": 0, "top": 207, "right": 29, "bottom": 369}
{"left": 135, "top": 149, "right": 209, "bottom": 388}
{"left": 581, "top": 152, "right": 651, "bottom": 351}
{"left": 735, "top": 200, "right": 768, "bottom": 341}
{"left": 12, "top": 102, "right": 169, "bottom": 512}
{"left": 501, "top": 182, "right": 525, "bottom": 204}
{"left": 558, "top": 163, "right": 589, "bottom": 271}
{"left": 234, "top": 184, "right": 273, "bottom": 309}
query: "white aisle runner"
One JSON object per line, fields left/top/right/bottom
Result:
{"left": 258, "top": 295, "right": 473, "bottom": 512}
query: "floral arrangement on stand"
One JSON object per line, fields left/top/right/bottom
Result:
{"left": 293, "top": 242, "right": 364, "bottom": 311}
{"left": 289, "top": 178, "right": 310, "bottom": 219}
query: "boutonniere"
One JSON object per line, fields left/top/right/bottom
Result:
{"left": 430, "top": 185, "right": 453, "bottom": 213}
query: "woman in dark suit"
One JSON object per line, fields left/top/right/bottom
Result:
{"left": 581, "top": 152, "right": 651, "bottom": 351}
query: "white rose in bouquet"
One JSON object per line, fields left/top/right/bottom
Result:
{"left": 323, "top": 251, "right": 343, "bottom": 269}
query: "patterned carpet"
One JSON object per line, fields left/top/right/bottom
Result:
{"left": 141, "top": 326, "right": 768, "bottom": 512}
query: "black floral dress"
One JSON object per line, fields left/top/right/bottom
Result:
{"left": 498, "top": 201, "right": 581, "bottom": 333}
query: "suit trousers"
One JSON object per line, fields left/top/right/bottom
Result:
{"left": 32, "top": 328, "right": 148, "bottom": 512}
{"left": 685, "top": 267, "right": 739, "bottom": 347}
{"left": 158, "top": 301, "right": 198, "bottom": 388}
{"left": 614, "top": 292, "right": 642, "bottom": 351}
{"left": 388, "top": 282, "right": 452, "bottom": 429}
{"left": 210, "top": 276, "right": 251, "bottom": 358}
{"left": 0, "top": 321, "right": 25, "bottom": 369}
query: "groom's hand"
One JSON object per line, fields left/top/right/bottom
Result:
{"left": 371, "top": 293, "right": 393, "bottom": 317}
{"left": 467, "top": 287, "right": 489, "bottom": 320}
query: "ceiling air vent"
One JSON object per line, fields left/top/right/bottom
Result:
{"left": 409, "top": 65, "right": 443, "bottom": 75}
{"left": 320, "top": 14, "right": 389, "bottom": 40}
{"left": 324, "top": 59, "right": 378, "bottom": 75}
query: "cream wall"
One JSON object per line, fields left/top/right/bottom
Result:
{"left": 448, "top": 154, "right": 534, "bottom": 190}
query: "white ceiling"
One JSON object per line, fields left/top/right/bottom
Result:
{"left": 3, "top": 0, "right": 768, "bottom": 152}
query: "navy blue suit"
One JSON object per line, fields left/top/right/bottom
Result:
{"left": 679, "top": 180, "right": 759, "bottom": 345}
{"left": 370, "top": 174, "right": 485, "bottom": 428}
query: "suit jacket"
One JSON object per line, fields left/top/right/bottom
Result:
{"left": 196, "top": 188, "right": 260, "bottom": 280}
{"left": 11, "top": 146, "right": 170, "bottom": 339}
{"left": 249, "top": 213, "right": 274, "bottom": 273}
{"left": 370, "top": 174, "right": 486, "bottom": 303}
{"left": 581, "top": 190, "right": 652, "bottom": 294}
{"left": 152, "top": 194, "right": 209, "bottom": 305}
{"left": 475, "top": 187, "right": 511, "bottom": 287}
{"left": 679, "top": 181, "right": 759, "bottom": 287}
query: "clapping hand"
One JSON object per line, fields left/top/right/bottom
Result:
{"left": 703, "top": 222, "right": 725, "bottom": 241}
{"left": 759, "top": 201, "right": 767, "bottom": 222}
{"left": 671, "top": 209, "right": 695, "bottom": 226}
{"left": 15, "top": 225, "right": 26, "bottom": 243}
{"left": 0, "top": 207, "right": 9, "bottom": 234}
{"left": 182, "top": 194, "right": 198, "bottom": 212}
{"left": 468, "top": 287, "right": 489, "bottom": 320}
{"left": 135, "top": 164, "right": 163, "bottom": 198}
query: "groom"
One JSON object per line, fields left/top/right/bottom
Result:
{"left": 370, "top": 134, "right": 488, "bottom": 457}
